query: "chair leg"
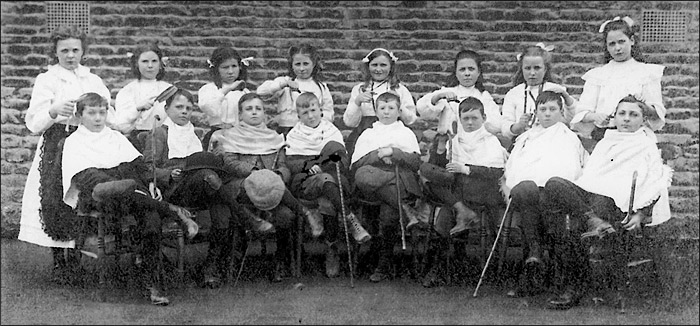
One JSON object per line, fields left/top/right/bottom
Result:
{"left": 294, "top": 214, "right": 303, "bottom": 278}
{"left": 497, "top": 208, "right": 514, "bottom": 276}
{"left": 479, "top": 209, "right": 488, "bottom": 271}
{"left": 176, "top": 227, "right": 185, "bottom": 286}
{"left": 97, "top": 215, "right": 107, "bottom": 302}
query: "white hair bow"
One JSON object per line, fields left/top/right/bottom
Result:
{"left": 516, "top": 42, "right": 554, "bottom": 61}
{"left": 207, "top": 59, "right": 214, "bottom": 68}
{"left": 362, "top": 48, "right": 398, "bottom": 63}
{"left": 161, "top": 56, "right": 170, "bottom": 67}
{"left": 599, "top": 16, "right": 634, "bottom": 33}
{"left": 126, "top": 52, "right": 134, "bottom": 58}
{"left": 240, "top": 56, "right": 254, "bottom": 66}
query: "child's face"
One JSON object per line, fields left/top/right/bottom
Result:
{"left": 218, "top": 58, "right": 240, "bottom": 84}
{"left": 297, "top": 100, "right": 322, "bottom": 128}
{"left": 535, "top": 100, "right": 563, "bottom": 128}
{"left": 138, "top": 51, "right": 161, "bottom": 80}
{"left": 606, "top": 30, "right": 634, "bottom": 62}
{"left": 292, "top": 54, "right": 314, "bottom": 80}
{"left": 55, "top": 38, "right": 83, "bottom": 71}
{"left": 166, "top": 94, "right": 193, "bottom": 126}
{"left": 369, "top": 55, "right": 391, "bottom": 82}
{"left": 456, "top": 58, "right": 480, "bottom": 88}
{"left": 375, "top": 100, "right": 400, "bottom": 125}
{"left": 79, "top": 105, "right": 108, "bottom": 133}
{"left": 239, "top": 98, "right": 265, "bottom": 126}
{"left": 460, "top": 109, "right": 484, "bottom": 132}
{"left": 521, "top": 55, "right": 546, "bottom": 87}
{"left": 614, "top": 102, "right": 645, "bottom": 133}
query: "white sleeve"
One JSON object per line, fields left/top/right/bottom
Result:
{"left": 257, "top": 76, "right": 288, "bottom": 100}
{"left": 320, "top": 82, "right": 335, "bottom": 123}
{"left": 572, "top": 79, "right": 600, "bottom": 125}
{"left": 397, "top": 85, "right": 417, "bottom": 125}
{"left": 113, "top": 82, "right": 142, "bottom": 133}
{"left": 416, "top": 89, "right": 448, "bottom": 120}
{"left": 25, "top": 73, "right": 60, "bottom": 134}
{"left": 481, "top": 90, "right": 503, "bottom": 135}
{"left": 500, "top": 88, "right": 519, "bottom": 139}
{"left": 343, "top": 84, "right": 363, "bottom": 128}
{"left": 198, "top": 83, "right": 225, "bottom": 121}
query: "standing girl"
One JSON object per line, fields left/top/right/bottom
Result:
{"left": 343, "top": 48, "right": 417, "bottom": 157}
{"left": 18, "top": 25, "right": 113, "bottom": 284}
{"left": 500, "top": 43, "right": 577, "bottom": 148}
{"left": 257, "top": 44, "right": 334, "bottom": 135}
{"left": 416, "top": 49, "right": 502, "bottom": 137}
{"left": 113, "top": 42, "right": 173, "bottom": 152}
{"left": 198, "top": 47, "right": 253, "bottom": 150}
{"left": 572, "top": 16, "right": 666, "bottom": 151}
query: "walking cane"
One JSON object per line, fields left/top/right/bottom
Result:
{"left": 233, "top": 230, "right": 250, "bottom": 288}
{"left": 473, "top": 197, "right": 512, "bottom": 297}
{"left": 334, "top": 156, "right": 355, "bottom": 288}
{"left": 395, "top": 164, "right": 407, "bottom": 251}
{"left": 617, "top": 170, "right": 638, "bottom": 312}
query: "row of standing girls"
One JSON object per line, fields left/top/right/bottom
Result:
{"left": 18, "top": 14, "right": 669, "bottom": 307}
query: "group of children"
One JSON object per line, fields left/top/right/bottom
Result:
{"left": 19, "top": 15, "right": 672, "bottom": 309}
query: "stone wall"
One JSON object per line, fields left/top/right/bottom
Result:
{"left": 2, "top": 1, "right": 698, "bottom": 237}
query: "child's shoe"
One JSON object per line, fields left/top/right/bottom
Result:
{"left": 346, "top": 212, "right": 371, "bottom": 244}
{"left": 324, "top": 241, "right": 340, "bottom": 278}
{"left": 400, "top": 203, "right": 429, "bottom": 230}
{"left": 581, "top": 216, "right": 616, "bottom": 239}
{"left": 303, "top": 207, "right": 324, "bottom": 237}
{"left": 146, "top": 287, "right": 170, "bottom": 306}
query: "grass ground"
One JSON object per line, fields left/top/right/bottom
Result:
{"left": 1, "top": 235, "right": 698, "bottom": 325}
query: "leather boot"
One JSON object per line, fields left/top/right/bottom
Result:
{"left": 303, "top": 206, "right": 324, "bottom": 238}
{"left": 324, "top": 241, "right": 340, "bottom": 278}
{"left": 581, "top": 213, "right": 616, "bottom": 239}
{"left": 243, "top": 206, "right": 275, "bottom": 234}
{"left": 449, "top": 202, "right": 478, "bottom": 236}
{"left": 92, "top": 179, "right": 138, "bottom": 202}
{"left": 203, "top": 228, "right": 225, "bottom": 288}
{"left": 346, "top": 212, "right": 371, "bottom": 244}
{"left": 401, "top": 202, "right": 429, "bottom": 230}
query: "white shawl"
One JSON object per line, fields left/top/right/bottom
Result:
{"left": 575, "top": 128, "right": 672, "bottom": 225}
{"left": 62, "top": 125, "right": 142, "bottom": 208}
{"left": 505, "top": 122, "right": 587, "bottom": 191}
{"left": 286, "top": 120, "right": 345, "bottom": 156}
{"left": 351, "top": 120, "right": 420, "bottom": 165}
{"left": 210, "top": 121, "right": 285, "bottom": 155}
{"left": 448, "top": 125, "right": 507, "bottom": 168}
{"left": 162, "top": 117, "right": 203, "bottom": 159}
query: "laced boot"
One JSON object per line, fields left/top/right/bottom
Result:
{"left": 346, "top": 212, "right": 371, "bottom": 244}
{"left": 449, "top": 202, "right": 479, "bottom": 237}
{"left": 324, "top": 241, "right": 340, "bottom": 278}
{"left": 303, "top": 206, "right": 324, "bottom": 238}
{"left": 400, "top": 202, "right": 429, "bottom": 230}
{"left": 91, "top": 179, "right": 138, "bottom": 202}
{"left": 146, "top": 286, "right": 170, "bottom": 306}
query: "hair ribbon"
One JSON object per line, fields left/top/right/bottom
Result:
{"left": 161, "top": 56, "right": 169, "bottom": 67}
{"left": 126, "top": 52, "right": 134, "bottom": 58}
{"left": 362, "top": 48, "right": 398, "bottom": 63}
{"left": 206, "top": 59, "right": 214, "bottom": 68}
{"left": 240, "top": 56, "right": 254, "bottom": 66}
{"left": 599, "top": 16, "right": 634, "bottom": 33}
{"left": 516, "top": 42, "right": 554, "bottom": 61}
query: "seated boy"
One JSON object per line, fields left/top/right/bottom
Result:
{"left": 502, "top": 91, "right": 588, "bottom": 296}
{"left": 286, "top": 92, "right": 371, "bottom": 278}
{"left": 542, "top": 95, "right": 672, "bottom": 310}
{"left": 419, "top": 96, "right": 509, "bottom": 288}
{"left": 209, "top": 92, "right": 323, "bottom": 282}
{"left": 61, "top": 92, "right": 197, "bottom": 306}
{"left": 351, "top": 91, "right": 424, "bottom": 283}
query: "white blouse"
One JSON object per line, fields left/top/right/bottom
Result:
{"left": 416, "top": 84, "right": 502, "bottom": 135}
{"left": 572, "top": 59, "right": 665, "bottom": 139}
{"left": 113, "top": 79, "right": 172, "bottom": 133}
{"left": 198, "top": 82, "right": 250, "bottom": 128}
{"left": 257, "top": 76, "right": 334, "bottom": 128}
{"left": 500, "top": 82, "right": 577, "bottom": 139}
{"left": 343, "top": 81, "right": 417, "bottom": 128}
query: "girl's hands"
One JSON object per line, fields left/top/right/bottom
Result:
{"left": 432, "top": 91, "right": 458, "bottom": 105}
{"left": 621, "top": 212, "right": 643, "bottom": 231}
{"left": 136, "top": 95, "right": 157, "bottom": 112}
{"left": 171, "top": 168, "right": 183, "bottom": 182}
{"left": 355, "top": 90, "right": 375, "bottom": 106}
{"left": 223, "top": 80, "right": 245, "bottom": 94}
{"left": 49, "top": 99, "right": 77, "bottom": 119}
{"left": 511, "top": 113, "right": 532, "bottom": 135}
{"left": 585, "top": 112, "right": 612, "bottom": 127}
{"left": 286, "top": 79, "right": 299, "bottom": 92}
